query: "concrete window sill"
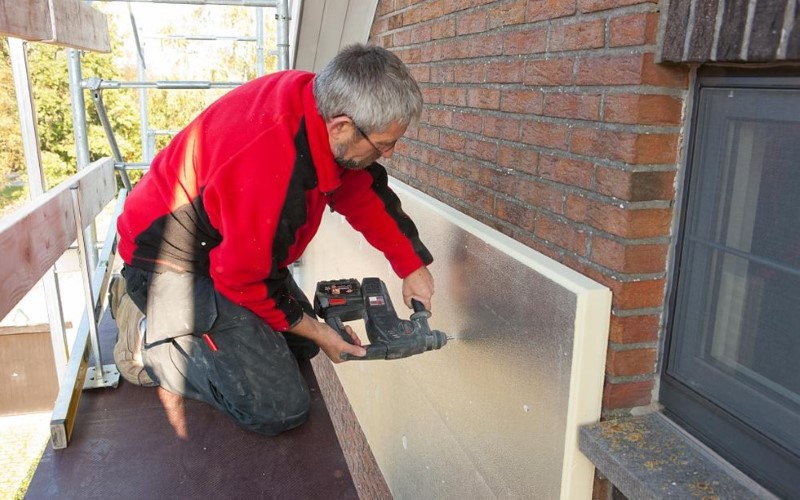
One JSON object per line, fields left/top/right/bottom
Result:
{"left": 579, "top": 412, "right": 778, "bottom": 499}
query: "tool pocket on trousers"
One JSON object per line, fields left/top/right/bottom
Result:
{"left": 145, "top": 272, "right": 219, "bottom": 347}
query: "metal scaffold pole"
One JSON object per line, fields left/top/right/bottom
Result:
{"left": 276, "top": 0, "right": 289, "bottom": 70}
{"left": 67, "top": 48, "right": 99, "bottom": 271}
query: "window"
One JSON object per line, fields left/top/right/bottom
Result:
{"left": 662, "top": 68, "right": 800, "bottom": 497}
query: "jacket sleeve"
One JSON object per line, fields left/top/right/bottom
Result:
{"left": 201, "top": 130, "right": 305, "bottom": 332}
{"left": 330, "top": 163, "right": 433, "bottom": 278}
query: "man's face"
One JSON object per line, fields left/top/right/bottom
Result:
{"left": 333, "top": 120, "right": 407, "bottom": 170}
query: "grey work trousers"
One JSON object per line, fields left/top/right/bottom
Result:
{"left": 122, "top": 265, "right": 319, "bottom": 435}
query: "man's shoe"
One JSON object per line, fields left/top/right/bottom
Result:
{"left": 110, "top": 277, "right": 157, "bottom": 387}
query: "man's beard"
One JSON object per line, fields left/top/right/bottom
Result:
{"left": 334, "top": 141, "right": 379, "bottom": 170}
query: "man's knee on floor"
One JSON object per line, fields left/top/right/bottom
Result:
{"left": 226, "top": 384, "right": 312, "bottom": 436}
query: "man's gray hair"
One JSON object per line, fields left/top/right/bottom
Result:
{"left": 313, "top": 44, "right": 423, "bottom": 134}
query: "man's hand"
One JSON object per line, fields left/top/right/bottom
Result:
{"left": 317, "top": 323, "right": 365, "bottom": 363}
{"left": 288, "top": 314, "right": 365, "bottom": 363}
{"left": 402, "top": 266, "right": 435, "bottom": 310}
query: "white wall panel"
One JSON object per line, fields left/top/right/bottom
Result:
{"left": 297, "top": 180, "right": 611, "bottom": 499}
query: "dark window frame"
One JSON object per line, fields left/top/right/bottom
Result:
{"left": 661, "top": 66, "right": 800, "bottom": 498}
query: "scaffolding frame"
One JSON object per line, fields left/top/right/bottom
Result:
{"left": 79, "top": 0, "right": 291, "bottom": 175}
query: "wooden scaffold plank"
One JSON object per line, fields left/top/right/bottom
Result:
{"left": 0, "top": 0, "right": 110, "bottom": 52}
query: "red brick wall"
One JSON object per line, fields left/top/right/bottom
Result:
{"left": 369, "top": 0, "right": 689, "bottom": 425}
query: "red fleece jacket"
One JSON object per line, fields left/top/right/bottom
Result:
{"left": 117, "top": 70, "right": 432, "bottom": 331}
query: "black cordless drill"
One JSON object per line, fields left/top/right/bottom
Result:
{"left": 313, "top": 277, "right": 449, "bottom": 361}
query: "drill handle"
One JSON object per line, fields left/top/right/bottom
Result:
{"left": 325, "top": 316, "right": 353, "bottom": 344}
{"left": 410, "top": 298, "right": 431, "bottom": 322}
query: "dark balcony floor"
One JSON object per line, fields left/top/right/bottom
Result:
{"left": 25, "top": 313, "right": 358, "bottom": 499}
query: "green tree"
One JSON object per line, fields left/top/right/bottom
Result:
{"left": 0, "top": 27, "right": 140, "bottom": 213}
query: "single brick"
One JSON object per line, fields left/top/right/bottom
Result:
{"left": 430, "top": 64, "right": 454, "bottom": 83}
{"left": 524, "top": 58, "right": 575, "bottom": 86}
{"left": 543, "top": 92, "right": 601, "bottom": 120}
{"left": 416, "top": 125, "right": 440, "bottom": 146}
{"left": 500, "top": 89, "right": 544, "bottom": 114}
{"left": 411, "top": 24, "right": 432, "bottom": 44}
{"left": 486, "top": 60, "right": 523, "bottom": 83}
{"left": 455, "top": 63, "right": 485, "bottom": 83}
{"left": 402, "top": 0, "right": 444, "bottom": 25}
{"left": 602, "top": 379, "right": 655, "bottom": 409}
{"left": 549, "top": 19, "right": 605, "bottom": 52}
{"left": 606, "top": 347, "right": 658, "bottom": 377}
{"left": 437, "top": 174, "right": 467, "bottom": 198}
{"left": 394, "top": 47, "right": 421, "bottom": 64}
{"left": 467, "top": 88, "right": 501, "bottom": 110}
{"left": 443, "top": 2, "right": 471, "bottom": 14}
{"left": 440, "top": 131, "right": 467, "bottom": 151}
{"left": 421, "top": 87, "right": 442, "bottom": 104}
{"left": 576, "top": 54, "right": 646, "bottom": 85}
{"left": 465, "top": 138, "right": 498, "bottom": 162}
{"left": 483, "top": 116, "right": 522, "bottom": 141}
{"left": 521, "top": 120, "right": 570, "bottom": 151}
{"left": 481, "top": 167, "right": 518, "bottom": 195}
{"left": 393, "top": 28, "right": 414, "bottom": 47}
{"left": 442, "top": 87, "right": 468, "bottom": 106}
{"left": 497, "top": 145, "right": 539, "bottom": 174}
{"left": 504, "top": 29, "right": 548, "bottom": 55}
{"left": 565, "top": 194, "right": 673, "bottom": 238}
{"left": 609, "top": 277, "right": 666, "bottom": 310}
{"left": 375, "top": 0, "right": 394, "bottom": 17}
{"left": 608, "top": 11, "right": 659, "bottom": 47}
{"left": 517, "top": 179, "right": 565, "bottom": 214}
{"left": 420, "top": 41, "right": 440, "bottom": 61}
{"left": 572, "top": 127, "right": 679, "bottom": 164}
{"left": 535, "top": 213, "right": 588, "bottom": 255}
{"left": 641, "top": 53, "right": 689, "bottom": 88}
{"left": 469, "top": 33, "right": 504, "bottom": 57}
{"left": 410, "top": 65, "right": 431, "bottom": 83}
{"left": 495, "top": 197, "right": 536, "bottom": 231}
{"left": 457, "top": 9, "right": 488, "bottom": 35}
{"left": 594, "top": 167, "right": 676, "bottom": 202}
{"left": 539, "top": 154, "right": 594, "bottom": 189}
{"left": 465, "top": 184, "right": 495, "bottom": 213}
{"left": 441, "top": 38, "right": 470, "bottom": 59}
{"left": 426, "top": 108, "right": 453, "bottom": 128}
{"left": 609, "top": 314, "right": 661, "bottom": 344}
{"left": 591, "top": 236, "right": 669, "bottom": 274}
{"left": 452, "top": 111, "right": 483, "bottom": 133}
{"left": 488, "top": 0, "right": 527, "bottom": 29}
{"left": 528, "top": 0, "right": 577, "bottom": 22}
{"left": 604, "top": 93, "right": 684, "bottom": 126}
{"left": 431, "top": 18, "right": 456, "bottom": 39}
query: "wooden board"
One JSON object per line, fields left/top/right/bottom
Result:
{"left": 0, "top": 157, "right": 115, "bottom": 322}
{"left": 0, "top": 327, "right": 58, "bottom": 415}
{"left": 0, "top": 0, "right": 110, "bottom": 52}
{"left": 48, "top": 0, "right": 110, "bottom": 53}
{"left": 0, "top": 1, "right": 52, "bottom": 42}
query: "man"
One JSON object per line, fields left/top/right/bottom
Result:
{"left": 111, "top": 44, "right": 434, "bottom": 435}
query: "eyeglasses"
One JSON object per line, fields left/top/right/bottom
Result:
{"left": 349, "top": 118, "right": 397, "bottom": 155}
